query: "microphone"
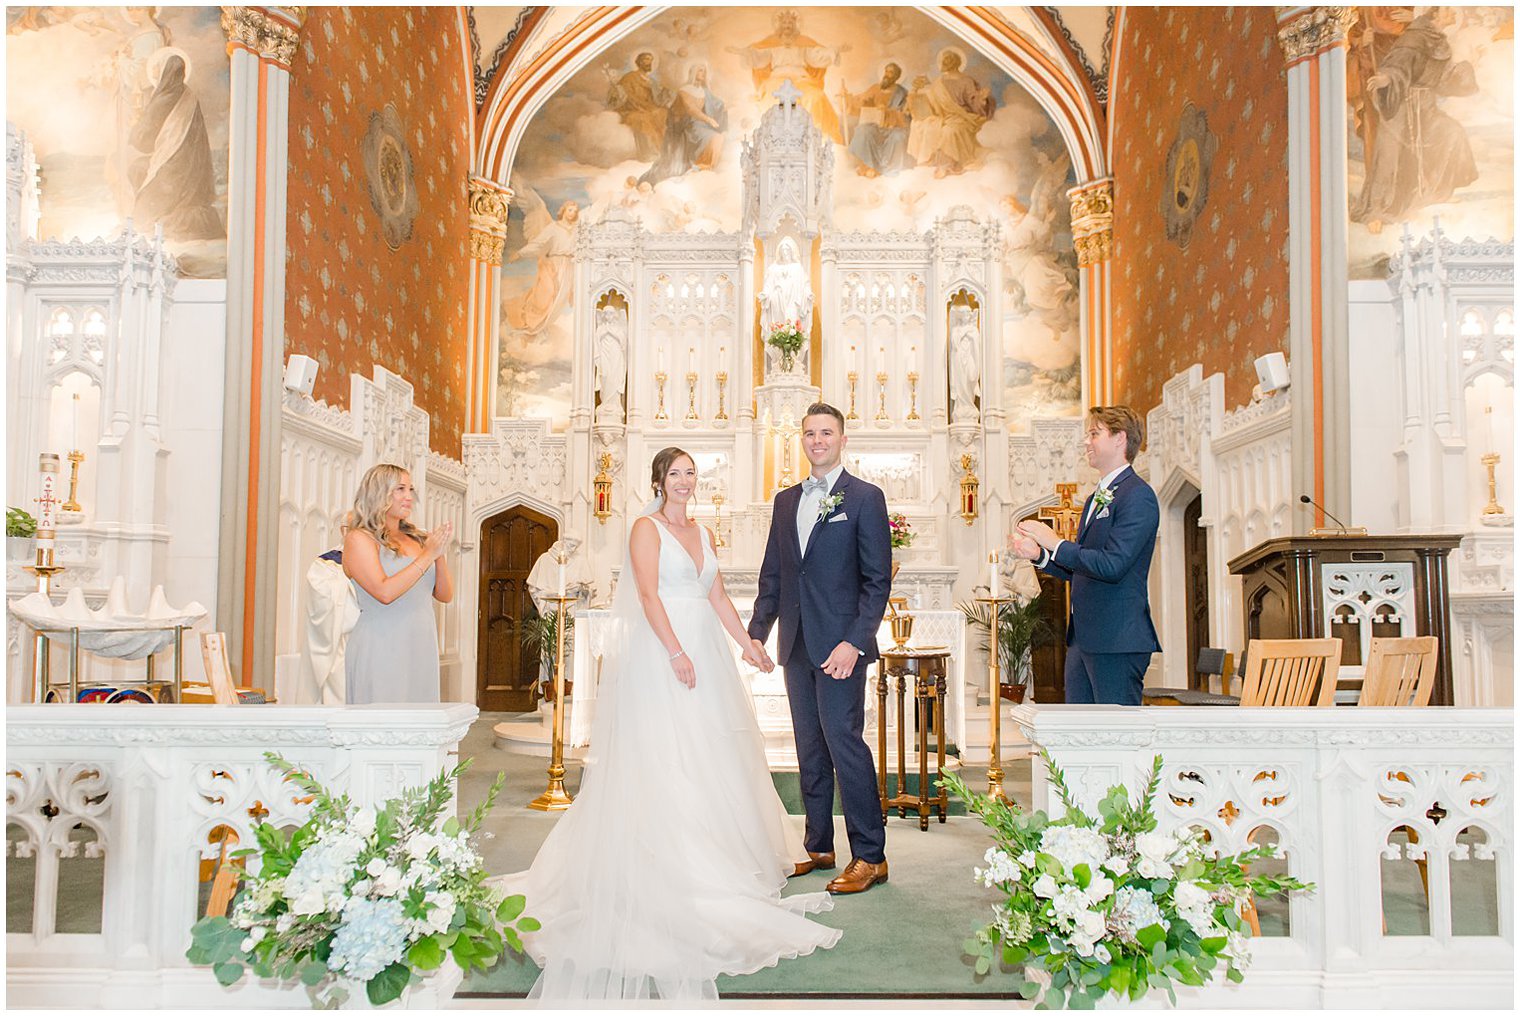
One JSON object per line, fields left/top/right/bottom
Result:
{"left": 1298, "top": 494, "right": 1350, "bottom": 534}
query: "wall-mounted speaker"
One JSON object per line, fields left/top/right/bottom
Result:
{"left": 283, "top": 353, "right": 318, "bottom": 396}
{"left": 1254, "top": 351, "right": 1289, "bottom": 394}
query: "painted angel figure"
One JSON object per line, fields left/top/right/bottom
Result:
{"left": 1002, "top": 151, "right": 1077, "bottom": 343}
{"left": 502, "top": 177, "right": 579, "bottom": 338}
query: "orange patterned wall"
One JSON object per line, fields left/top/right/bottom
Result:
{"left": 285, "top": 7, "right": 471, "bottom": 454}
{"left": 1110, "top": 7, "right": 1290, "bottom": 418}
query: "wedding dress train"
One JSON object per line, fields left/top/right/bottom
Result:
{"left": 496, "top": 517, "right": 840, "bottom": 1000}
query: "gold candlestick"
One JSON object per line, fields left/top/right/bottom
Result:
{"left": 654, "top": 370, "right": 669, "bottom": 422}
{"left": 778, "top": 421, "right": 797, "bottom": 491}
{"left": 62, "top": 450, "right": 84, "bottom": 513}
{"left": 685, "top": 370, "right": 699, "bottom": 421}
{"left": 906, "top": 371, "right": 921, "bottom": 422}
{"left": 711, "top": 491, "right": 726, "bottom": 547}
{"left": 975, "top": 595, "right": 1012, "bottom": 804}
{"left": 1482, "top": 453, "right": 1506, "bottom": 515}
{"left": 715, "top": 371, "right": 729, "bottom": 421}
{"left": 846, "top": 370, "right": 860, "bottom": 421}
{"left": 528, "top": 595, "right": 576, "bottom": 811}
{"left": 875, "top": 371, "right": 889, "bottom": 422}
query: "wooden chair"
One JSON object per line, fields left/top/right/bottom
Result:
{"left": 1358, "top": 636, "right": 1439, "bottom": 707}
{"left": 1237, "top": 638, "right": 1341, "bottom": 707}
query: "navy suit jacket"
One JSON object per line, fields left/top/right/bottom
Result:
{"left": 1039, "top": 465, "right": 1162, "bottom": 655}
{"left": 748, "top": 469, "right": 893, "bottom": 667}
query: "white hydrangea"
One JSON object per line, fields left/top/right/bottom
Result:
{"left": 1017, "top": 850, "right": 1037, "bottom": 867}
{"left": 1109, "top": 886, "right": 1169, "bottom": 945}
{"left": 329, "top": 897, "right": 409, "bottom": 982}
{"left": 974, "top": 847, "right": 1021, "bottom": 888}
{"left": 1039, "top": 825, "right": 1110, "bottom": 878}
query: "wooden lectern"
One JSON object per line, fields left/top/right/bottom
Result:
{"left": 1227, "top": 535, "right": 1462, "bottom": 705}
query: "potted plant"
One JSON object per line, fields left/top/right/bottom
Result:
{"left": 766, "top": 321, "right": 806, "bottom": 372}
{"left": 958, "top": 595, "right": 1052, "bottom": 703}
{"left": 186, "top": 753, "right": 537, "bottom": 1008}
{"left": 942, "top": 752, "right": 1314, "bottom": 1008}
{"left": 7, "top": 506, "right": 36, "bottom": 563}
{"left": 521, "top": 608, "right": 575, "bottom": 700}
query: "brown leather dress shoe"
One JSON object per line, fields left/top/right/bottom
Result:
{"left": 826, "top": 858, "right": 888, "bottom": 894}
{"left": 789, "top": 851, "right": 837, "bottom": 877}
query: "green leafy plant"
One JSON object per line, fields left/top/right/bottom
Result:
{"left": 958, "top": 596, "right": 1052, "bottom": 688}
{"left": 7, "top": 506, "right": 37, "bottom": 538}
{"left": 941, "top": 750, "right": 1314, "bottom": 1009}
{"left": 186, "top": 753, "right": 534, "bottom": 1007}
{"left": 521, "top": 609, "right": 575, "bottom": 679}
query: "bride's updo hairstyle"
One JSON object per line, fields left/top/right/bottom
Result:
{"left": 649, "top": 446, "right": 694, "bottom": 500}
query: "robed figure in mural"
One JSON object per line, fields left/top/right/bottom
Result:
{"left": 839, "top": 62, "right": 910, "bottom": 178}
{"left": 907, "top": 49, "right": 996, "bottom": 178}
{"left": 606, "top": 51, "right": 670, "bottom": 162}
{"left": 128, "top": 49, "right": 222, "bottom": 240}
{"left": 503, "top": 183, "right": 580, "bottom": 337}
{"left": 639, "top": 64, "right": 728, "bottom": 186}
{"left": 729, "top": 8, "right": 848, "bottom": 144}
{"left": 1350, "top": 6, "right": 1479, "bottom": 232}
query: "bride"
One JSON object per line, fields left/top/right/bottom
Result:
{"left": 496, "top": 447, "right": 841, "bottom": 1000}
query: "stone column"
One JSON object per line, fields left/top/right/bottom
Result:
{"left": 1276, "top": 6, "right": 1357, "bottom": 532}
{"left": 216, "top": 6, "right": 304, "bottom": 685}
{"left": 466, "top": 176, "right": 511, "bottom": 434}
{"left": 1068, "top": 177, "right": 1114, "bottom": 407}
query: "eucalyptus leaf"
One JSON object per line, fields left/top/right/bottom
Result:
{"left": 366, "top": 962, "right": 412, "bottom": 1006}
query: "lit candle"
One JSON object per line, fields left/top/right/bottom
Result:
{"left": 877, "top": 346, "right": 886, "bottom": 374}
{"left": 71, "top": 394, "right": 80, "bottom": 452}
{"left": 988, "top": 552, "right": 999, "bottom": 599}
{"left": 1486, "top": 405, "right": 1495, "bottom": 455}
{"left": 688, "top": 346, "right": 696, "bottom": 372}
{"left": 657, "top": 345, "right": 666, "bottom": 372}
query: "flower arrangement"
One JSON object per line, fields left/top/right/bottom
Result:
{"left": 187, "top": 753, "right": 536, "bottom": 1007}
{"left": 942, "top": 751, "right": 1313, "bottom": 1008}
{"left": 888, "top": 512, "right": 915, "bottom": 550}
{"left": 766, "top": 320, "right": 807, "bottom": 369}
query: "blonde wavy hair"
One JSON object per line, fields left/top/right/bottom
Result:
{"left": 347, "top": 463, "right": 428, "bottom": 552}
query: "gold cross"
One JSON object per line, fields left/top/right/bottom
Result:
{"left": 1038, "top": 482, "right": 1084, "bottom": 542}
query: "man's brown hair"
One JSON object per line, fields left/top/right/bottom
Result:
{"left": 1087, "top": 405, "right": 1144, "bottom": 462}
{"left": 803, "top": 402, "right": 846, "bottom": 431}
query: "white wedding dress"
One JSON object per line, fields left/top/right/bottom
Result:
{"left": 496, "top": 515, "right": 840, "bottom": 1001}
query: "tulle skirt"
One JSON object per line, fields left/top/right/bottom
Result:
{"left": 494, "top": 593, "right": 841, "bottom": 1001}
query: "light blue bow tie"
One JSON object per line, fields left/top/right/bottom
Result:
{"left": 803, "top": 477, "right": 829, "bottom": 495}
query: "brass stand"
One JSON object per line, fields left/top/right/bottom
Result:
{"left": 975, "top": 595, "right": 1011, "bottom": 804}
{"left": 684, "top": 370, "right": 699, "bottom": 421}
{"left": 62, "top": 451, "right": 84, "bottom": 513}
{"left": 1481, "top": 453, "right": 1506, "bottom": 515}
{"left": 711, "top": 492, "right": 726, "bottom": 547}
{"left": 875, "top": 371, "right": 889, "bottom": 422}
{"left": 906, "top": 371, "right": 920, "bottom": 422}
{"left": 23, "top": 551, "right": 64, "bottom": 704}
{"left": 715, "top": 371, "right": 729, "bottom": 421}
{"left": 846, "top": 370, "right": 860, "bottom": 421}
{"left": 528, "top": 595, "right": 576, "bottom": 811}
{"left": 653, "top": 371, "right": 669, "bottom": 422}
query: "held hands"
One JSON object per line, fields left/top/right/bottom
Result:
{"left": 821, "top": 641, "right": 859, "bottom": 681}
{"left": 742, "top": 638, "right": 775, "bottom": 673}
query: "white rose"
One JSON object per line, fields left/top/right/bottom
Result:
{"left": 351, "top": 807, "right": 377, "bottom": 838}
{"left": 1077, "top": 909, "right": 1106, "bottom": 939}
{"left": 1103, "top": 854, "right": 1130, "bottom": 877}
{"left": 406, "top": 833, "right": 436, "bottom": 860}
{"left": 1032, "top": 874, "right": 1059, "bottom": 899}
{"left": 1083, "top": 871, "right": 1115, "bottom": 903}
{"left": 374, "top": 866, "right": 403, "bottom": 896}
{"left": 241, "top": 937, "right": 255, "bottom": 952}
{"left": 276, "top": 913, "right": 294, "bottom": 933}
{"left": 1173, "top": 880, "right": 1210, "bottom": 911}
{"left": 249, "top": 925, "right": 267, "bottom": 943}
{"left": 290, "top": 886, "right": 327, "bottom": 916}
{"left": 1135, "top": 831, "right": 1174, "bottom": 864}
{"left": 365, "top": 857, "right": 388, "bottom": 877}
{"left": 1018, "top": 851, "right": 1037, "bottom": 867}
{"left": 351, "top": 878, "right": 373, "bottom": 897}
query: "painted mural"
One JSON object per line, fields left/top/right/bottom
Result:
{"left": 497, "top": 5, "right": 1081, "bottom": 428}
{"left": 1347, "top": 6, "right": 1515, "bottom": 279}
{"left": 6, "top": 6, "right": 230, "bottom": 277}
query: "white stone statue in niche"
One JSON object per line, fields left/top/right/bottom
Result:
{"left": 593, "top": 304, "right": 628, "bottom": 423}
{"left": 949, "top": 302, "right": 982, "bottom": 422}
{"left": 758, "top": 235, "right": 813, "bottom": 375}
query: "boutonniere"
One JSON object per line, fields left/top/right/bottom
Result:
{"left": 816, "top": 492, "right": 844, "bottom": 522}
{"left": 1093, "top": 487, "right": 1115, "bottom": 510}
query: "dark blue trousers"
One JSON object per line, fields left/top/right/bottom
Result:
{"left": 1064, "top": 647, "right": 1152, "bottom": 705}
{"left": 784, "top": 640, "right": 887, "bottom": 864}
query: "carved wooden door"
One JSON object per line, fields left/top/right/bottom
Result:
{"left": 1019, "top": 511, "right": 1069, "bottom": 704}
{"left": 477, "top": 507, "right": 556, "bottom": 712}
{"left": 1183, "top": 492, "right": 1210, "bottom": 689}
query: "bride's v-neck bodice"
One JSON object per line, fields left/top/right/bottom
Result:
{"left": 650, "top": 517, "right": 715, "bottom": 599}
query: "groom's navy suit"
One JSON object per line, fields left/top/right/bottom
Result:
{"left": 750, "top": 469, "right": 891, "bottom": 864}
{"left": 1037, "top": 464, "right": 1161, "bottom": 705}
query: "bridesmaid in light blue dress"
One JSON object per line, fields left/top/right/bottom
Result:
{"left": 341, "top": 464, "right": 454, "bottom": 704}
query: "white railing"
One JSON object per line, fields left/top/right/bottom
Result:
{"left": 5, "top": 704, "right": 477, "bottom": 1009}
{"left": 1011, "top": 704, "right": 1513, "bottom": 1009}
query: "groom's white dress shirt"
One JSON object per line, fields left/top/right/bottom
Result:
{"left": 797, "top": 462, "right": 845, "bottom": 556}
{"left": 1036, "top": 463, "right": 1130, "bottom": 568}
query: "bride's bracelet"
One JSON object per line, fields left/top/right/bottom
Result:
{"left": 669, "top": 649, "right": 686, "bottom": 661}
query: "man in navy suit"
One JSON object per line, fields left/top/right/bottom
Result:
{"left": 1012, "top": 405, "right": 1161, "bottom": 705}
{"left": 749, "top": 402, "right": 893, "bottom": 894}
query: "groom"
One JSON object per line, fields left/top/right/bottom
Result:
{"left": 750, "top": 402, "right": 892, "bottom": 894}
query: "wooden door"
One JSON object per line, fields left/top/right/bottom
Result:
{"left": 477, "top": 507, "right": 557, "bottom": 712}
{"left": 1019, "top": 511, "right": 1069, "bottom": 704}
{"left": 1182, "top": 492, "right": 1210, "bottom": 690}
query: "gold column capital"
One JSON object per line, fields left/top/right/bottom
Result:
{"left": 468, "top": 176, "right": 513, "bottom": 266}
{"left": 1275, "top": 6, "right": 1358, "bottom": 64}
{"left": 222, "top": 6, "right": 306, "bottom": 67}
{"left": 1067, "top": 177, "right": 1114, "bottom": 268}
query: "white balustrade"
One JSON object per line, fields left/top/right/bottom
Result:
{"left": 1012, "top": 704, "right": 1513, "bottom": 1009}
{"left": 5, "top": 704, "right": 477, "bottom": 1009}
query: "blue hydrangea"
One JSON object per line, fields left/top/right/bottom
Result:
{"left": 328, "top": 897, "right": 408, "bottom": 982}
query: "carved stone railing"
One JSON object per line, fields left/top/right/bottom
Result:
{"left": 5, "top": 704, "right": 477, "bottom": 1008}
{"left": 1012, "top": 704, "right": 1513, "bottom": 1008}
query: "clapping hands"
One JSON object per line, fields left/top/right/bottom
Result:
{"left": 1007, "top": 529, "right": 1043, "bottom": 561}
{"left": 742, "top": 638, "right": 775, "bottom": 673}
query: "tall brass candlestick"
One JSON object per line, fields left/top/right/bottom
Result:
{"left": 906, "top": 371, "right": 921, "bottom": 422}
{"left": 875, "top": 371, "right": 889, "bottom": 422}
{"left": 62, "top": 451, "right": 84, "bottom": 513}
{"left": 975, "top": 595, "right": 1012, "bottom": 804}
{"left": 528, "top": 595, "right": 576, "bottom": 811}
{"left": 715, "top": 371, "right": 729, "bottom": 421}
{"left": 684, "top": 370, "right": 699, "bottom": 421}
{"left": 1481, "top": 453, "right": 1506, "bottom": 515}
{"left": 653, "top": 370, "right": 669, "bottom": 422}
{"left": 711, "top": 491, "right": 726, "bottom": 547}
{"left": 846, "top": 370, "right": 860, "bottom": 421}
